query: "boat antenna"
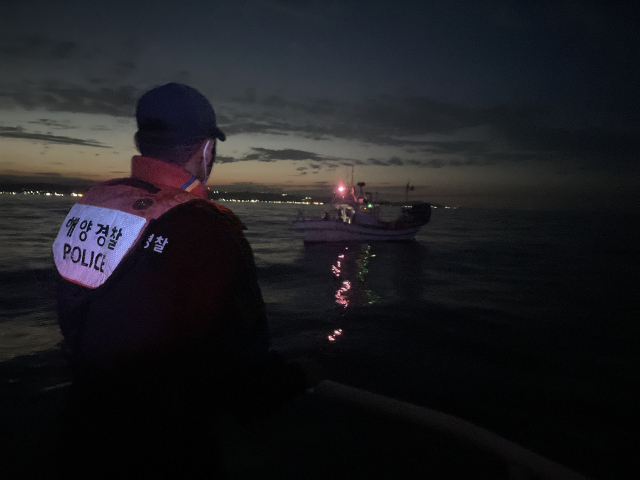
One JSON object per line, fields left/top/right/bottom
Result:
{"left": 405, "top": 181, "right": 415, "bottom": 204}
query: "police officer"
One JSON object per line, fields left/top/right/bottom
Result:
{"left": 53, "top": 83, "right": 307, "bottom": 479}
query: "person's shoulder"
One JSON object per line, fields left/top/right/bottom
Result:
{"left": 166, "top": 199, "right": 247, "bottom": 233}
{"left": 209, "top": 202, "right": 247, "bottom": 231}
{"left": 154, "top": 200, "right": 251, "bottom": 261}
{"left": 79, "top": 177, "right": 162, "bottom": 204}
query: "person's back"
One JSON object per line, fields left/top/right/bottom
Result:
{"left": 52, "top": 83, "right": 305, "bottom": 479}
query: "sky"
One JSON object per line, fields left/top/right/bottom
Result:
{"left": 1, "top": 0, "right": 638, "bottom": 209}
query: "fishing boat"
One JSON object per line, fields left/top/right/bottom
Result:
{"left": 294, "top": 182, "right": 431, "bottom": 243}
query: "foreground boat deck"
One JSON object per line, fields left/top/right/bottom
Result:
{"left": 2, "top": 353, "right": 592, "bottom": 480}
{"left": 221, "top": 382, "right": 588, "bottom": 480}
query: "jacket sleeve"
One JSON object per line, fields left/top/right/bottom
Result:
{"left": 139, "top": 200, "right": 271, "bottom": 370}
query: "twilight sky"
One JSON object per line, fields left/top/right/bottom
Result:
{"left": 1, "top": 0, "right": 638, "bottom": 209}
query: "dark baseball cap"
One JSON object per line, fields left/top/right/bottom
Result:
{"left": 135, "top": 83, "right": 226, "bottom": 147}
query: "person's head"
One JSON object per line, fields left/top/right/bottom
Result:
{"left": 134, "top": 83, "right": 226, "bottom": 181}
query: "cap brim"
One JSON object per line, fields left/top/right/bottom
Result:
{"left": 213, "top": 127, "right": 226, "bottom": 142}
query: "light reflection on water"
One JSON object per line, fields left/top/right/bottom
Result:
{"left": 327, "top": 244, "right": 382, "bottom": 343}
{"left": 331, "top": 244, "right": 381, "bottom": 309}
{"left": 3, "top": 197, "right": 639, "bottom": 363}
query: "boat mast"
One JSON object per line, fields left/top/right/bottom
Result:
{"left": 405, "top": 181, "right": 415, "bottom": 204}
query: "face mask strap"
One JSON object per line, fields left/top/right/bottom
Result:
{"left": 202, "top": 140, "right": 211, "bottom": 183}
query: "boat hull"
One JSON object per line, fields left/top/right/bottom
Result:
{"left": 294, "top": 219, "right": 421, "bottom": 242}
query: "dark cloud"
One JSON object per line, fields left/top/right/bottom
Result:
{"left": 422, "top": 159, "right": 446, "bottom": 169}
{"left": 0, "top": 82, "right": 139, "bottom": 116}
{"left": 262, "top": 95, "right": 288, "bottom": 108}
{"left": 361, "top": 156, "right": 491, "bottom": 169}
{"left": 0, "top": 31, "right": 141, "bottom": 86}
{"left": 232, "top": 88, "right": 257, "bottom": 105}
{"left": 0, "top": 126, "right": 109, "bottom": 148}
{"left": 114, "top": 60, "right": 135, "bottom": 77}
{"left": 221, "top": 147, "right": 367, "bottom": 169}
{"left": 484, "top": 152, "right": 552, "bottom": 163}
{"left": 234, "top": 93, "right": 475, "bottom": 139}
{"left": 299, "top": 98, "right": 342, "bottom": 116}
{"left": 221, "top": 121, "right": 287, "bottom": 136}
{"left": 233, "top": 91, "right": 339, "bottom": 115}
{"left": 0, "top": 35, "right": 78, "bottom": 61}
{"left": 421, "top": 140, "right": 487, "bottom": 154}
{"left": 27, "top": 118, "right": 75, "bottom": 130}
{"left": 214, "top": 155, "right": 236, "bottom": 164}
{"left": 0, "top": 65, "right": 634, "bottom": 177}
{"left": 357, "top": 95, "right": 476, "bottom": 136}
{"left": 368, "top": 158, "right": 387, "bottom": 166}
{"left": 496, "top": 120, "right": 639, "bottom": 172}
{"left": 226, "top": 94, "right": 474, "bottom": 144}
{"left": 448, "top": 158, "right": 490, "bottom": 167}
{"left": 211, "top": 182, "right": 284, "bottom": 193}
{"left": 0, "top": 173, "right": 95, "bottom": 186}
{"left": 222, "top": 91, "right": 640, "bottom": 174}
{"left": 2, "top": 80, "right": 604, "bottom": 174}
{"left": 359, "top": 157, "right": 423, "bottom": 168}
{"left": 239, "top": 147, "right": 326, "bottom": 162}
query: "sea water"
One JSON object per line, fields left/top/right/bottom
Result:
{"left": 1, "top": 194, "right": 638, "bottom": 478}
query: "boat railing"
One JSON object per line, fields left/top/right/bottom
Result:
{"left": 311, "top": 380, "right": 590, "bottom": 480}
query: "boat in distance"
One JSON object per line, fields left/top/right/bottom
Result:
{"left": 294, "top": 182, "right": 431, "bottom": 243}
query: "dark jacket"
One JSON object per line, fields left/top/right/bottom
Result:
{"left": 55, "top": 158, "right": 270, "bottom": 387}
{"left": 53, "top": 158, "right": 304, "bottom": 479}
{"left": 54, "top": 157, "right": 305, "bottom": 424}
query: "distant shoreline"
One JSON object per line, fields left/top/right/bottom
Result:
{"left": 0, "top": 183, "right": 440, "bottom": 207}
{"left": 0, "top": 183, "right": 327, "bottom": 204}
